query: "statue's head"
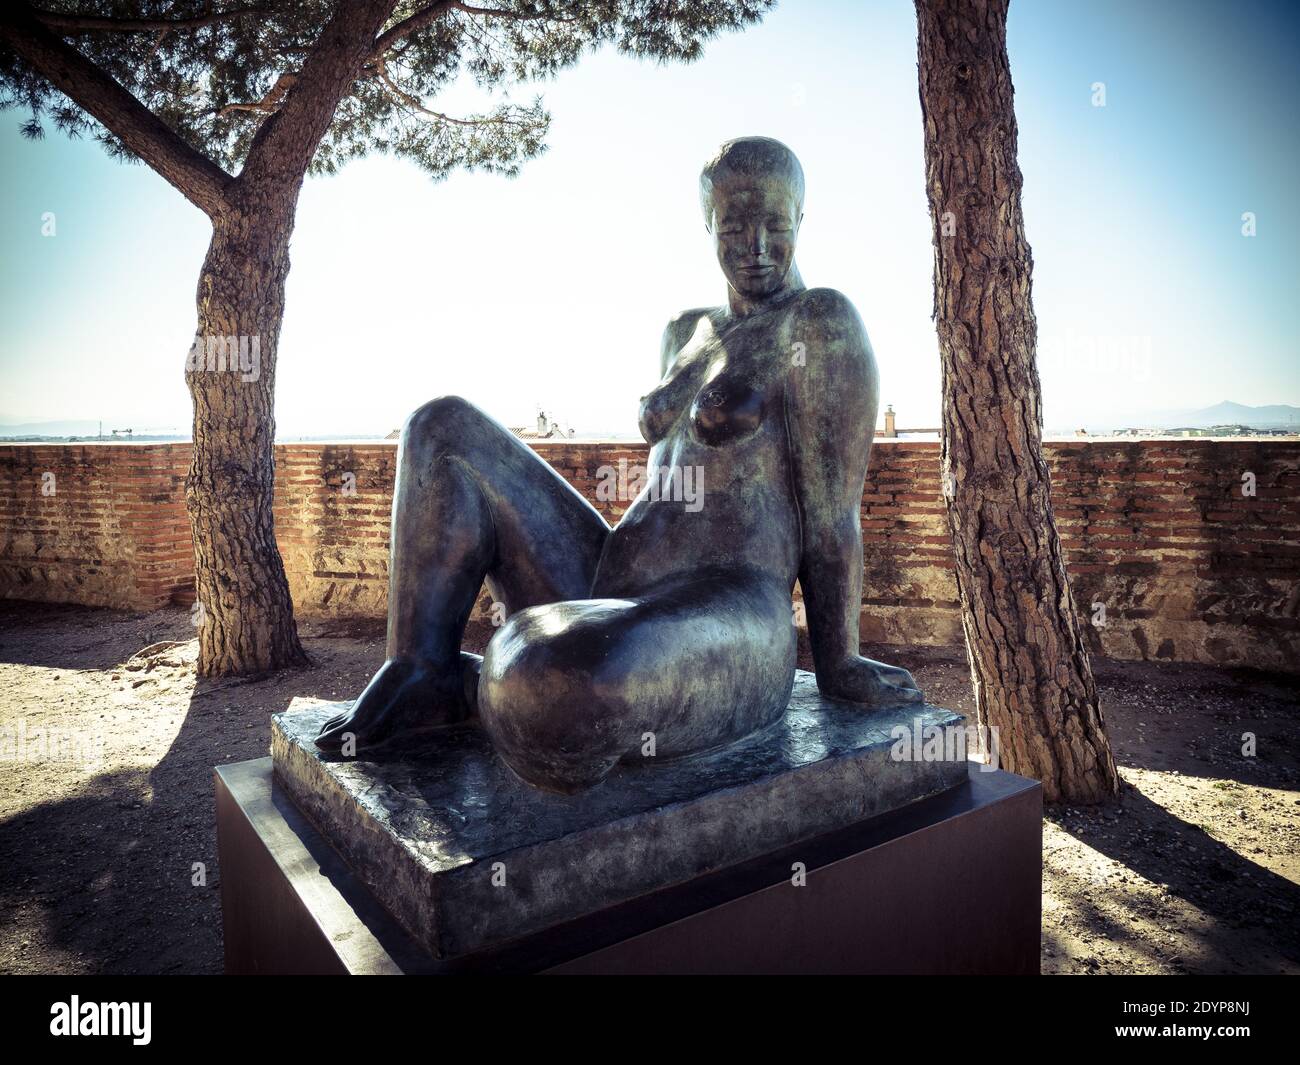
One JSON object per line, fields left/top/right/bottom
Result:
{"left": 700, "top": 137, "right": 804, "bottom": 301}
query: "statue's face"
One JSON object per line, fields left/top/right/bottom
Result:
{"left": 707, "top": 176, "right": 801, "bottom": 300}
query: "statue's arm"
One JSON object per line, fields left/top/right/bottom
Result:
{"left": 786, "top": 290, "right": 921, "bottom": 704}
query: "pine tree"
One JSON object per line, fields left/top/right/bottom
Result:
{"left": 1, "top": 1, "right": 772, "bottom": 675}
{"left": 915, "top": 0, "right": 1119, "bottom": 802}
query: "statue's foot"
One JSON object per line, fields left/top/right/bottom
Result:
{"left": 315, "top": 653, "right": 482, "bottom": 752}
{"left": 817, "top": 655, "right": 925, "bottom": 708}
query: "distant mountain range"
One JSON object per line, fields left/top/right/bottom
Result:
{"left": 1049, "top": 401, "right": 1300, "bottom": 435}
{"left": 1169, "top": 401, "right": 1300, "bottom": 428}
{"left": 0, "top": 419, "right": 102, "bottom": 438}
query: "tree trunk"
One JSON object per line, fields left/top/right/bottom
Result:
{"left": 3, "top": 0, "right": 399, "bottom": 677}
{"left": 186, "top": 186, "right": 308, "bottom": 676}
{"left": 914, "top": 0, "right": 1119, "bottom": 802}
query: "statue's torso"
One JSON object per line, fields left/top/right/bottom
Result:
{"left": 592, "top": 301, "right": 804, "bottom": 598}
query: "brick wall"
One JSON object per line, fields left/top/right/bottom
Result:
{"left": 1, "top": 439, "right": 1296, "bottom": 671}
{"left": 1049, "top": 441, "right": 1299, "bottom": 670}
{"left": 853, "top": 440, "right": 1300, "bottom": 672}
{"left": 0, "top": 444, "right": 190, "bottom": 611}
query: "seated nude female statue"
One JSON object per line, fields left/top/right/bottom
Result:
{"left": 316, "top": 136, "right": 923, "bottom": 792}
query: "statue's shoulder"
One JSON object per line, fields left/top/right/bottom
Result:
{"left": 658, "top": 306, "right": 717, "bottom": 374}
{"left": 792, "top": 287, "right": 866, "bottom": 331}
{"left": 665, "top": 305, "right": 718, "bottom": 337}
{"left": 661, "top": 306, "right": 720, "bottom": 362}
{"left": 789, "top": 288, "right": 876, "bottom": 386}
{"left": 793, "top": 288, "right": 872, "bottom": 351}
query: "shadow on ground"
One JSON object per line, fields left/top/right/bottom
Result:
{"left": 1, "top": 603, "right": 1296, "bottom": 974}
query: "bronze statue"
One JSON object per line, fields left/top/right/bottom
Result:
{"left": 317, "top": 137, "right": 923, "bottom": 792}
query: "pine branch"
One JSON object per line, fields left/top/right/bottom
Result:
{"left": 237, "top": 0, "right": 398, "bottom": 192}
{"left": 33, "top": 4, "right": 264, "bottom": 36}
{"left": 215, "top": 72, "right": 298, "bottom": 118}
{"left": 370, "top": 0, "right": 572, "bottom": 61}
{"left": 374, "top": 61, "right": 539, "bottom": 128}
{"left": 0, "top": 1, "right": 232, "bottom": 216}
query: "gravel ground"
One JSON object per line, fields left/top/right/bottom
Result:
{"left": 0, "top": 600, "right": 1295, "bottom": 974}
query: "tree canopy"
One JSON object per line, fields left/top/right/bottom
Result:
{"left": 2, "top": 1, "right": 772, "bottom": 192}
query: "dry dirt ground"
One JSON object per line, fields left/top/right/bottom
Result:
{"left": 0, "top": 600, "right": 1296, "bottom": 975}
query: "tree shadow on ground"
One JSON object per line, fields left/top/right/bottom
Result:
{"left": 2, "top": 603, "right": 1295, "bottom": 975}
{"left": 1049, "top": 781, "right": 1299, "bottom": 973}
{"left": 0, "top": 601, "right": 194, "bottom": 672}
{"left": 1090, "top": 656, "right": 1300, "bottom": 788}
{"left": 0, "top": 766, "right": 224, "bottom": 974}
{"left": 0, "top": 608, "right": 390, "bottom": 974}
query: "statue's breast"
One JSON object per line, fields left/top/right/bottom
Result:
{"left": 689, "top": 376, "right": 765, "bottom": 446}
{"left": 638, "top": 375, "right": 688, "bottom": 445}
{"left": 639, "top": 313, "right": 777, "bottom": 448}
{"left": 639, "top": 359, "right": 767, "bottom": 448}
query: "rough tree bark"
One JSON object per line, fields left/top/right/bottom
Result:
{"left": 1, "top": 0, "right": 398, "bottom": 675}
{"left": 185, "top": 193, "right": 305, "bottom": 675}
{"left": 914, "top": 0, "right": 1119, "bottom": 802}
{"left": 184, "top": 0, "right": 397, "bottom": 674}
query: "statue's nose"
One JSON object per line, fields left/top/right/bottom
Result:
{"left": 749, "top": 228, "right": 767, "bottom": 256}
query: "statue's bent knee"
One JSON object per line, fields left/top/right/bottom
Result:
{"left": 403, "top": 394, "right": 482, "bottom": 447}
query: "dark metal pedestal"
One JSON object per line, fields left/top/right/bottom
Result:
{"left": 215, "top": 758, "right": 1041, "bottom": 975}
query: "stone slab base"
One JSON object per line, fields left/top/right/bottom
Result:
{"left": 216, "top": 757, "right": 1041, "bottom": 974}
{"left": 270, "top": 671, "right": 971, "bottom": 959}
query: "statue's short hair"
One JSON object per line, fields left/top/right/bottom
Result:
{"left": 699, "top": 136, "right": 805, "bottom": 227}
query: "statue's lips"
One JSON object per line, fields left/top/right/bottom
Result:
{"left": 737, "top": 264, "right": 775, "bottom": 274}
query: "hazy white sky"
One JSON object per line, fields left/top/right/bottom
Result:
{"left": 1, "top": 0, "right": 1297, "bottom": 437}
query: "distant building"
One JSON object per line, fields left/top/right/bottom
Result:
{"left": 510, "top": 410, "right": 574, "bottom": 440}
{"left": 876, "top": 404, "right": 940, "bottom": 440}
{"left": 882, "top": 405, "right": 897, "bottom": 438}
{"left": 385, "top": 409, "right": 577, "bottom": 441}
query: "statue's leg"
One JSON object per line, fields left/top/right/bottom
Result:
{"left": 316, "top": 395, "right": 608, "bottom": 750}
{"left": 478, "top": 568, "right": 797, "bottom": 792}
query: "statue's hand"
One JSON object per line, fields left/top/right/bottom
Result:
{"left": 816, "top": 655, "right": 924, "bottom": 708}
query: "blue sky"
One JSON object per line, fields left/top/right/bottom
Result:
{"left": 1, "top": 0, "right": 1296, "bottom": 437}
